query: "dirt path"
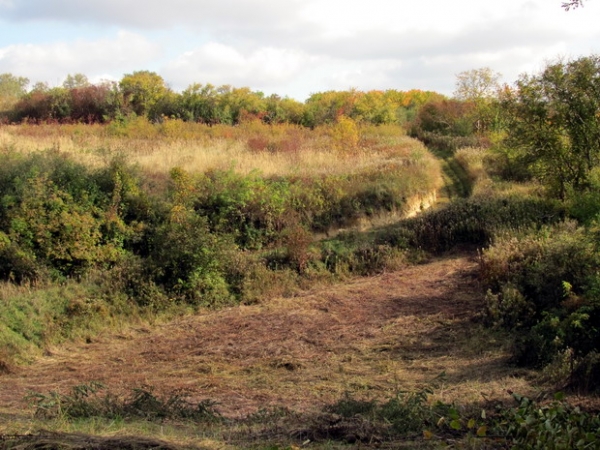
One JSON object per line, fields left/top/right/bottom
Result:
{"left": 0, "top": 252, "right": 534, "bottom": 418}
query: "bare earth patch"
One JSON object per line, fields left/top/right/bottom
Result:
{"left": 0, "top": 252, "right": 535, "bottom": 418}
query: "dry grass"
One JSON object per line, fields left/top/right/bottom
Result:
{"left": 0, "top": 123, "right": 436, "bottom": 178}
{"left": 0, "top": 252, "right": 537, "bottom": 422}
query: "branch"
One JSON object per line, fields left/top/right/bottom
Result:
{"left": 562, "top": 0, "right": 584, "bottom": 10}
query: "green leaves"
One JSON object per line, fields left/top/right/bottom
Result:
{"left": 504, "top": 393, "right": 600, "bottom": 449}
{"left": 501, "top": 55, "right": 600, "bottom": 199}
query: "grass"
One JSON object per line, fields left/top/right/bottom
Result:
{"left": 0, "top": 253, "right": 542, "bottom": 449}
{"left": 0, "top": 121, "right": 596, "bottom": 449}
{"left": 0, "top": 120, "right": 443, "bottom": 346}
{"left": 0, "top": 121, "right": 434, "bottom": 179}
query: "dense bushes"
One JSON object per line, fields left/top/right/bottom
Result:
{"left": 382, "top": 194, "right": 564, "bottom": 253}
{"left": 1, "top": 71, "right": 445, "bottom": 128}
{"left": 480, "top": 221, "right": 600, "bottom": 389}
{"left": 0, "top": 152, "right": 127, "bottom": 281}
{"left": 10, "top": 84, "right": 118, "bottom": 124}
{"left": 0, "top": 134, "right": 440, "bottom": 302}
{"left": 409, "top": 99, "right": 490, "bottom": 155}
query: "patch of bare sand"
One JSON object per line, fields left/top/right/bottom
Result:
{"left": 0, "top": 253, "right": 536, "bottom": 417}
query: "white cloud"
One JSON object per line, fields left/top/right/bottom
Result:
{"left": 0, "top": 31, "right": 160, "bottom": 84}
{"left": 0, "top": 0, "right": 307, "bottom": 35}
{"left": 163, "top": 43, "right": 317, "bottom": 92}
{"left": 0, "top": 0, "right": 598, "bottom": 98}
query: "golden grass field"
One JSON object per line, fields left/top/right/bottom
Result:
{"left": 0, "top": 121, "right": 438, "bottom": 179}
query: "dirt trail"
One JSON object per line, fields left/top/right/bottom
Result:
{"left": 0, "top": 252, "right": 533, "bottom": 417}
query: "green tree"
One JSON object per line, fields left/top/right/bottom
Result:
{"left": 63, "top": 73, "right": 90, "bottom": 89}
{"left": 500, "top": 55, "right": 600, "bottom": 198}
{"left": 353, "top": 90, "right": 397, "bottom": 125}
{"left": 383, "top": 89, "right": 446, "bottom": 125}
{"left": 30, "top": 81, "right": 49, "bottom": 93}
{"left": 178, "top": 83, "right": 220, "bottom": 123}
{"left": 119, "top": 70, "right": 170, "bottom": 117}
{"left": 217, "top": 86, "right": 266, "bottom": 124}
{"left": 0, "top": 73, "right": 29, "bottom": 113}
{"left": 303, "top": 90, "right": 358, "bottom": 127}
{"left": 263, "top": 94, "right": 305, "bottom": 124}
{"left": 454, "top": 67, "right": 502, "bottom": 134}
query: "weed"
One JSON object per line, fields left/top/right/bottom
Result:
{"left": 27, "top": 383, "right": 223, "bottom": 423}
{"left": 500, "top": 392, "right": 600, "bottom": 449}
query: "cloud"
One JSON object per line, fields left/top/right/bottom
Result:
{"left": 0, "top": 0, "right": 306, "bottom": 34}
{"left": 162, "top": 43, "right": 317, "bottom": 92}
{"left": 299, "top": 13, "right": 570, "bottom": 62}
{"left": 0, "top": 0, "right": 598, "bottom": 99}
{"left": 0, "top": 31, "right": 160, "bottom": 83}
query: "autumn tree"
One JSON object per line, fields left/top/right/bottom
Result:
{"left": 380, "top": 89, "right": 446, "bottom": 124}
{"left": 217, "top": 86, "right": 266, "bottom": 124}
{"left": 11, "top": 86, "right": 71, "bottom": 122}
{"left": 119, "top": 70, "right": 170, "bottom": 117}
{"left": 412, "top": 99, "right": 476, "bottom": 137}
{"left": 263, "top": 94, "right": 305, "bottom": 124}
{"left": 454, "top": 67, "right": 501, "bottom": 101}
{"left": 353, "top": 91, "right": 396, "bottom": 125}
{"left": 69, "top": 84, "right": 114, "bottom": 123}
{"left": 303, "top": 90, "right": 359, "bottom": 127}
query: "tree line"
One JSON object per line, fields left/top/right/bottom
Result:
{"left": 0, "top": 70, "right": 444, "bottom": 127}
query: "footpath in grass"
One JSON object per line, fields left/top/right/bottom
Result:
{"left": 426, "top": 145, "right": 473, "bottom": 202}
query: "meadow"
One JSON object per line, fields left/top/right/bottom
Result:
{"left": 0, "top": 118, "right": 596, "bottom": 450}
{"left": 2, "top": 57, "right": 600, "bottom": 448}
{"left": 0, "top": 119, "right": 443, "bottom": 361}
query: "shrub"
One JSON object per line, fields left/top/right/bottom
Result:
{"left": 481, "top": 221, "right": 600, "bottom": 380}
{"left": 3, "top": 174, "right": 112, "bottom": 279}
{"left": 0, "top": 152, "right": 149, "bottom": 281}
{"left": 148, "top": 214, "right": 234, "bottom": 306}
{"left": 481, "top": 222, "right": 598, "bottom": 322}
{"left": 325, "top": 387, "right": 437, "bottom": 438}
{"left": 501, "top": 393, "right": 600, "bottom": 449}
{"left": 395, "top": 195, "right": 564, "bottom": 253}
{"left": 28, "top": 382, "right": 222, "bottom": 422}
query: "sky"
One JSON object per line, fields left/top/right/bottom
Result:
{"left": 0, "top": 0, "right": 598, "bottom": 101}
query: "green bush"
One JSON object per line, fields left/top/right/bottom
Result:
{"left": 326, "top": 387, "right": 437, "bottom": 438}
{"left": 147, "top": 213, "right": 235, "bottom": 307}
{"left": 0, "top": 152, "right": 146, "bottom": 281}
{"left": 481, "top": 221, "right": 600, "bottom": 381}
{"left": 195, "top": 170, "right": 290, "bottom": 249}
{"left": 501, "top": 393, "right": 600, "bottom": 449}
{"left": 28, "top": 382, "right": 222, "bottom": 423}
{"left": 391, "top": 195, "right": 564, "bottom": 253}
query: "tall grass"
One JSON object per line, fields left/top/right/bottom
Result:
{"left": 0, "top": 120, "right": 427, "bottom": 178}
